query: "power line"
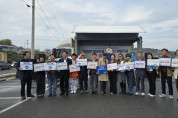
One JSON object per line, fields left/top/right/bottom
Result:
{"left": 36, "top": 0, "right": 63, "bottom": 40}
{"left": 41, "top": 0, "right": 65, "bottom": 40}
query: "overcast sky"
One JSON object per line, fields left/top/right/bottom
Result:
{"left": 0, "top": 0, "right": 178, "bottom": 51}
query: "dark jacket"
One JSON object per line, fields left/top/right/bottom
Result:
{"left": 59, "top": 58, "right": 72, "bottom": 77}
{"left": 16, "top": 58, "right": 33, "bottom": 80}
{"left": 135, "top": 58, "right": 146, "bottom": 77}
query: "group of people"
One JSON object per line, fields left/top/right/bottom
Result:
{"left": 16, "top": 48, "right": 178, "bottom": 101}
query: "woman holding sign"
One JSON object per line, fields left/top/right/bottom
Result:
{"left": 146, "top": 53, "right": 158, "bottom": 97}
{"left": 108, "top": 54, "right": 117, "bottom": 95}
{"left": 35, "top": 57, "right": 46, "bottom": 97}
{"left": 117, "top": 54, "right": 127, "bottom": 94}
{"left": 125, "top": 54, "right": 136, "bottom": 95}
{"left": 173, "top": 50, "right": 178, "bottom": 101}
{"left": 98, "top": 53, "right": 109, "bottom": 94}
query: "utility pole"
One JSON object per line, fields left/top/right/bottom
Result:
{"left": 31, "top": 0, "right": 35, "bottom": 59}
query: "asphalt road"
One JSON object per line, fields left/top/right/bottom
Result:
{"left": 0, "top": 68, "right": 16, "bottom": 75}
{"left": 0, "top": 78, "right": 178, "bottom": 118}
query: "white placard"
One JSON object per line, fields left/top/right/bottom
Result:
{"left": 44, "top": 62, "right": 56, "bottom": 70}
{"left": 69, "top": 65, "right": 80, "bottom": 72}
{"left": 87, "top": 61, "right": 97, "bottom": 69}
{"left": 20, "top": 62, "right": 33, "bottom": 70}
{"left": 117, "top": 64, "right": 126, "bottom": 71}
{"left": 107, "top": 63, "right": 117, "bottom": 70}
{"left": 34, "top": 63, "right": 44, "bottom": 71}
{"left": 134, "top": 61, "right": 145, "bottom": 69}
{"left": 159, "top": 58, "right": 171, "bottom": 67}
{"left": 172, "top": 58, "right": 178, "bottom": 67}
{"left": 76, "top": 59, "right": 87, "bottom": 66}
{"left": 147, "top": 59, "right": 160, "bottom": 67}
{"left": 56, "top": 62, "right": 68, "bottom": 70}
{"left": 125, "top": 62, "right": 135, "bottom": 70}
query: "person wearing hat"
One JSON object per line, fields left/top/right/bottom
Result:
{"left": 79, "top": 52, "right": 89, "bottom": 94}
{"left": 98, "top": 53, "right": 109, "bottom": 94}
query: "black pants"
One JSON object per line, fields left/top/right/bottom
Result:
{"left": 60, "top": 72, "right": 69, "bottom": 93}
{"left": 79, "top": 72, "right": 88, "bottom": 90}
{"left": 36, "top": 74, "right": 45, "bottom": 95}
{"left": 147, "top": 72, "right": 156, "bottom": 95}
{"left": 100, "top": 81, "right": 107, "bottom": 92}
{"left": 161, "top": 71, "right": 173, "bottom": 95}
{"left": 109, "top": 72, "right": 117, "bottom": 94}
{"left": 21, "top": 76, "right": 32, "bottom": 97}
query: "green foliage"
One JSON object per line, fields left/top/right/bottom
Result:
{"left": 7, "top": 52, "right": 23, "bottom": 63}
{"left": 0, "top": 39, "right": 13, "bottom": 46}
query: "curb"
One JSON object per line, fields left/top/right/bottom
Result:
{"left": 0, "top": 73, "right": 16, "bottom": 79}
{"left": 0, "top": 77, "right": 16, "bottom": 82}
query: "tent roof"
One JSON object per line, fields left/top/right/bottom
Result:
{"left": 56, "top": 38, "right": 73, "bottom": 48}
{"left": 72, "top": 25, "right": 146, "bottom": 33}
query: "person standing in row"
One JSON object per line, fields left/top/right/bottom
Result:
{"left": 35, "top": 57, "right": 46, "bottom": 97}
{"left": 69, "top": 53, "right": 79, "bottom": 94}
{"left": 16, "top": 51, "right": 34, "bottom": 100}
{"left": 146, "top": 53, "right": 158, "bottom": 97}
{"left": 125, "top": 53, "right": 136, "bottom": 95}
{"left": 159, "top": 48, "right": 173, "bottom": 99}
{"left": 98, "top": 53, "right": 109, "bottom": 94}
{"left": 59, "top": 51, "right": 72, "bottom": 96}
{"left": 47, "top": 54, "right": 58, "bottom": 97}
{"left": 135, "top": 52, "right": 146, "bottom": 96}
{"left": 108, "top": 54, "right": 117, "bottom": 95}
{"left": 174, "top": 50, "right": 178, "bottom": 101}
{"left": 106, "top": 44, "right": 112, "bottom": 62}
{"left": 89, "top": 53, "right": 98, "bottom": 95}
{"left": 79, "top": 52, "right": 89, "bottom": 94}
{"left": 117, "top": 54, "right": 127, "bottom": 94}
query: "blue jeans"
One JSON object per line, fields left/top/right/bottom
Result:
{"left": 90, "top": 74, "right": 98, "bottom": 92}
{"left": 126, "top": 72, "right": 133, "bottom": 94}
{"left": 48, "top": 74, "right": 57, "bottom": 94}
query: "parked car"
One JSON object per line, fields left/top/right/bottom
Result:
{"left": 0, "top": 61, "right": 11, "bottom": 70}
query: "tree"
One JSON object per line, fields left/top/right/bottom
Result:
{"left": 0, "top": 39, "right": 13, "bottom": 46}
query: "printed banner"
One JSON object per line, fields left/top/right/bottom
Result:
{"left": 76, "top": 59, "right": 87, "bottom": 66}
{"left": 117, "top": 64, "right": 126, "bottom": 71}
{"left": 159, "top": 58, "right": 171, "bottom": 67}
{"left": 134, "top": 61, "right": 145, "bottom": 69}
{"left": 147, "top": 59, "right": 160, "bottom": 67}
{"left": 20, "top": 62, "right": 33, "bottom": 70}
{"left": 56, "top": 62, "right": 68, "bottom": 70}
{"left": 34, "top": 63, "right": 44, "bottom": 71}
{"left": 125, "top": 62, "right": 135, "bottom": 70}
{"left": 171, "top": 58, "right": 178, "bottom": 67}
{"left": 44, "top": 62, "right": 56, "bottom": 70}
{"left": 87, "top": 61, "right": 97, "bottom": 69}
{"left": 69, "top": 65, "right": 80, "bottom": 72}
{"left": 107, "top": 63, "right": 117, "bottom": 71}
{"left": 96, "top": 65, "right": 107, "bottom": 74}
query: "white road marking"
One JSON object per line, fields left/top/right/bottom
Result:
{"left": 0, "top": 86, "right": 20, "bottom": 87}
{"left": 0, "top": 97, "right": 22, "bottom": 100}
{"left": 0, "top": 82, "right": 60, "bottom": 114}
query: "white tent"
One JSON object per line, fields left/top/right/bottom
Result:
{"left": 56, "top": 38, "right": 74, "bottom": 49}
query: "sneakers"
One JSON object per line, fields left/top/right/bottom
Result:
{"left": 148, "top": 93, "right": 151, "bottom": 96}
{"left": 73, "top": 90, "right": 77, "bottom": 94}
{"left": 135, "top": 92, "right": 140, "bottom": 96}
{"left": 149, "top": 94, "right": 155, "bottom": 97}
{"left": 159, "top": 94, "right": 166, "bottom": 98}
{"left": 80, "top": 90, "right": 84, "bottom": 94}
{"left": 169, "top": 95, "right": 174, "bottom": 99}
{"left": 141, "top": 92, "right": 145, "bottom": 96}
{"left": 71, "top": 91, "right": 74, "bottom": 94}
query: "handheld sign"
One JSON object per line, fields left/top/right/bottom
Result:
{"left": 56, "top": 62, "right": 68, "bottom": 70}
{"left": 117, "top": 64, "right": 126, "bottom": 71}
{"left": 69, "top": 65, "right": 80, "bottom": 72}
{"left": 44, "top": 62, "right": 56, "bottom": 70}
{"left": 171, "top": 58, "right": 178, "bottom": 67}
{"left": 96, "top": 65, "right": 107, "bottom": 74}
{"left": 87, "top": 61, "right": 97, "bottom": 69}
{"left": 147, "top": 59, "right": 160, "bottom": 67}
{"left": 76, "top": 59, "right": 87, "bottom": 66}
{"left": 20, "top": 62, "right": 33, "bottom": 70}
{"left": 107, "top": 63, "right": 117, "bottom": 71}
{"left": 134, "top": 61, "right": 145, "bottom": 69}
{"left": 159, "top": 58, "right": 171, "bottom": 67}
{"left": 125, "top": 62, "right": 135, "bottom": 70}
{"left": 34, "top": 63, "right": 44, "bottom": 71}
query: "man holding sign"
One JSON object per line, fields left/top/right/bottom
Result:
{"left": 16, "top": 52, "right": 34, "bottom": 100}
{"left": 59, "top": 51, "right": 72, "bottom": 96}
{"left": 159, "top": 49, "right": 173, "bottom": 99}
